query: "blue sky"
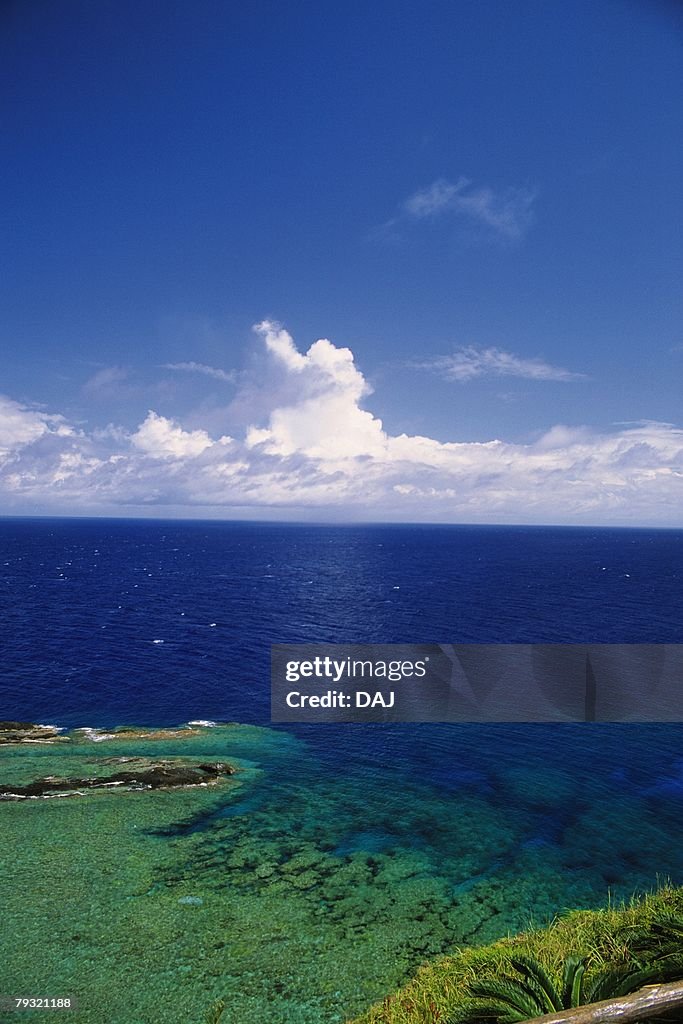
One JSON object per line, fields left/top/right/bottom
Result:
{"left": 1, "top": 0, "right": 682, "bottom": 523}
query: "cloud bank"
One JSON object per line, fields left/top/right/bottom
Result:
{"left": 1, "top": 325, "right": 682, "bottom": 524}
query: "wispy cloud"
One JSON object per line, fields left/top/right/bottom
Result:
{"left": 418, "top": 346, "right": 586, "bottom": 383}
{"left": 162, "top": 361, "right": 237, "bottom": 383}
{"left": 392, "top": 176, "right": 536, "bottom": 240}
{"left": 83, "top": 366, "right": 130, "bottom": 396}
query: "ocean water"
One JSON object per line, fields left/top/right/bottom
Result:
{"left": 1, "top": 518, "right": 683, "bottom": 1024}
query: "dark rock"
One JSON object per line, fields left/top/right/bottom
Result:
{"left": 197, "top": 762, "right": 236, "bottom": 776}
{"left": 0, "top": 759, "right": 238, "bottom": 800}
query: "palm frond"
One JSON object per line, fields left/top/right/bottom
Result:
{"left": 468, "top": 978, "right": 545, "bottom": 1018}
{"left": 509, "top": 956, "right": 563, "bottom": 1013}
{"left": 561, "top": 954, "right": 586, "bottom": 1007}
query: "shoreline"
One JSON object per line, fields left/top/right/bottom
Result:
{"left": 0, "top": 719, "right": 237, "bottom": 746}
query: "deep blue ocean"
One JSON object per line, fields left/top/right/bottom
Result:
{"left": 3, "top": 516, "right": 683, "bottom": 811}
{"left": 2, "top": 517, "right": 683, "bottom": 763}
{"left": 3, "top": 517, "right": 683, "bottom": 724}
{"left": 2, "top": 518, "right": 683, "bottom": 1022}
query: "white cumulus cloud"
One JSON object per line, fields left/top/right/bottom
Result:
{"left": 0, "top": 396, "right": 72, "bottom": 458}
{"left": 131, "top": 411, "right": 215, "bottom": 460}
{"left": 246, "top": 321, "right": 386, "bottom": 459}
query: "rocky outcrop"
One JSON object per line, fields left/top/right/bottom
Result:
{"left": 0, "top": 722, "right": 67, "bottom": 745}
{"left": 0, "top": 758, "right": 237, "bottom": 800}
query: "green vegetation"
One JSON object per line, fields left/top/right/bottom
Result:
{"left": 205, "top": 999, "right": 226, "bottom": 1023}
{"left": 451, "top": 947, "right": 683, "bottom": 1023}
{"left": 347, "top": 886, "right": 683, "bottom": 1024}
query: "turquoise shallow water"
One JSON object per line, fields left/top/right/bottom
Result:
{"left": 2, "top": 721, "right": 682, "bottom": 1024}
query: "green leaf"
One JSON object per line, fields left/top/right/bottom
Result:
{"left": 561, "top": 955, "right": 586, "bottom": 1007}
{"left": 509, "top": 956, "right": 562, "bottom": 1012}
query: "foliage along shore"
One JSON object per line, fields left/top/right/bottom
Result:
{"left": 346, "top": 885, "right": 683, "bottom": 1024}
